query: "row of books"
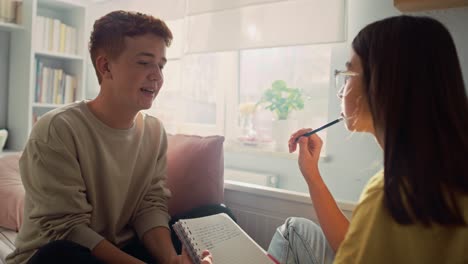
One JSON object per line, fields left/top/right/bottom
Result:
{"left": 35, "top": 15, "right": 78, "bottom": 55}
{"left": 35, "top": 59, "right": 77, "bottom": 105}
{"left": 0, "top": 0, "right": 22, "bottom": 24}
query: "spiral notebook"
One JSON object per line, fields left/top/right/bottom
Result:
{"left": 172, "top": 213, "right": 277, "bottom": 264}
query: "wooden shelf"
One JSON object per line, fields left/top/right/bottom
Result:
{"left": 32, "top": 103, "right": 66, "bottom": 108}
{"left": 38, "top": 0, "right": 87, "bottom": 9}
{"left": 0, "top": 21, "right": 23, "bottom": 32}
{"left": 35, "top": 50, "right": 84, "bottom": 61}
{"left": 394, "top": 0, "right": 468, "bottom": 12}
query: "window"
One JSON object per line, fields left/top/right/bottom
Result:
{"left": 148, "top": 52, "right": 237, "bottom": 136}
{"left": 147, "top": 46, "right": 334, "bottom": 153}
{"left": 144, "top": 0, "right": 345, "bottom": 154}
{"left": 236, "top": 45, "right": 331, "bottom": 147}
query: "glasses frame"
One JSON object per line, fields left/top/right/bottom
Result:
{"left": 334, "top": 70, "right": 359, "bottom": 98}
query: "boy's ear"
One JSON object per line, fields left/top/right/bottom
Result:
{"left": 96, "top": 55, "right": 113, "bottom": 80}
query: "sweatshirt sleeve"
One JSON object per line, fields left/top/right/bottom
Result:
{"left": 20, "top": 125, "right": 104, "bottom": 250}
{"left": 132, "top": 125, "right": 171, "bottom": 239}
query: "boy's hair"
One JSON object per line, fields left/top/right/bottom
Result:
{"left": 89, "top": 10, "right": 173, "bottom": 83}
{"left": 353, "top": 15, "right": 468, "bottom": 226}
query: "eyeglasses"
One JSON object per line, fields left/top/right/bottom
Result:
{"left": 334, "top": 70, "right": 359, "bottom": 98}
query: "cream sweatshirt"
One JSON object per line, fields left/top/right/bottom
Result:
{"left": 6, "top": 101, "right": 171, "bottom": 264}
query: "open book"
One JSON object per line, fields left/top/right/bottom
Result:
{"left": 173, "top": 213, "right": 277, "bottom": 264}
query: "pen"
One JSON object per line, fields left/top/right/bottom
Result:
{"left": 295, "top": 117, "right": 344, "bottom": 143}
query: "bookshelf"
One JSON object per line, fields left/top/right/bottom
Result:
{"left": 7, "top": 0, "right": 87, "bottom": 150}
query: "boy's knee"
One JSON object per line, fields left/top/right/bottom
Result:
{"left": 30, "top": 240, "right": 92, "bottom": 262}
{"left": 39, "top": 240, "right": 84, "bottom": 252}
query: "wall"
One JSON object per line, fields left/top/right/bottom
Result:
{"left": 83, "top": 0, "right": 468, "bottom": 203}
{"left": 0, "top": 31, "right": 9, "bottom": 129}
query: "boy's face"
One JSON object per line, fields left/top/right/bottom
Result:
{"left": 105, "top": 33, "right": 167, "bottom": 113}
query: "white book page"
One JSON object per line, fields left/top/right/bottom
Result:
{"left": 180, "top": 213, "right": 274, "bottom": 264}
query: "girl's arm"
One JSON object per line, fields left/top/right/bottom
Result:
{"left": 290, "top": 129, "right": 349, "bottom": 252}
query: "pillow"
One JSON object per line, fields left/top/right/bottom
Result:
{"left": 166, "top": 134, "right": 225, "bottom": 216}
{"left": 0, "top": 153, "right": 24, "bottom": 231}
{"left": 0, "top": 135, "right": 226, "bottom": 229}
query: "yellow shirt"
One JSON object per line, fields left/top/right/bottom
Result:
{"left": 334, "top": 171, "right": 468, "bottom": 264}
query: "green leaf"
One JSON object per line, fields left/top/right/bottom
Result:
{"left": 256, "top": 80, "right": 305, "bottom": 120}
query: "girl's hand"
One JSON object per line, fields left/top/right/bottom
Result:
{"left": 288, "top": 128, "right": 323, "bottom": 185}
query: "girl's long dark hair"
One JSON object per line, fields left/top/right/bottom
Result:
{"left": 352, "top": 16, "right": 468, "bottom": 226}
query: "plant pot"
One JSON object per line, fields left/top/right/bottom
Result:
{"left": 271, "top": 119, "right": 298, "bottom": 152}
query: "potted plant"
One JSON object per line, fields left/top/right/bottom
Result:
{"left": 257, "top": 80, "right": 304, "bottom": 151}
{"left": 257, "top": 80, "right": 304, "bottom": 120}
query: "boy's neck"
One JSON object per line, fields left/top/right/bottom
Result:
{"left": 87, "top": 96, "right": 137, "bottom": 129}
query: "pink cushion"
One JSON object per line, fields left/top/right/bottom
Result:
{"left": 166, "top": 134, "right": 225, "bottom": 216}
{"left": 0, "top": 153, "right": 24, "bottom": 231}
{"left": 0, "top": 135, "right": 225, "bottom": 229}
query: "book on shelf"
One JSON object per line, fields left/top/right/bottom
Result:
{"left": 35, "top": 15, "right": 78, "bottom": 54}
{"left": 34, "top": 58, "right": 77, "bottom": 104}
{"left": 0, "top": 0, "right": 21, "bottom": 24}
{"left": 173, "top": 213, "right": 278, "bottom": 264}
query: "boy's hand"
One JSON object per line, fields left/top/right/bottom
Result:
{"left": 200, "top": 250, "right": 213, "bottom": 264}
{"left": 178, "top": 248, "right": 213, "bottom": 264}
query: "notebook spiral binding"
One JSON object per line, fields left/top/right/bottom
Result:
{"left": 174, "top": 221, "right": 202, "bottom": 264}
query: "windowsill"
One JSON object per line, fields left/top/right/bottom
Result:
{"left": 224, "top": 179, "right": 356, "bottom": 212}
{"left": 224, "top": 141, "right": 298, "bottom": 159}
{"left": 224, "top": 140, "right": 330, "bottom": 161}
